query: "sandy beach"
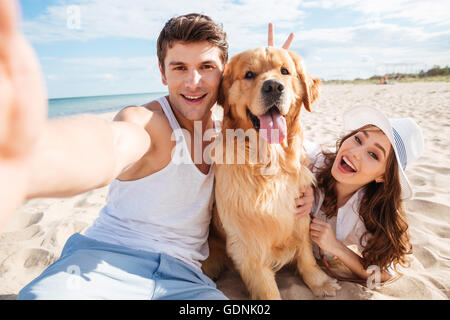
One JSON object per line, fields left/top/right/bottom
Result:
{"left": 0, "top": 82, "right": 449, "bottom": 300}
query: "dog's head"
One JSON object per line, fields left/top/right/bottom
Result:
{"left": 218, "top": 47, "right": 320, "bottom": 145}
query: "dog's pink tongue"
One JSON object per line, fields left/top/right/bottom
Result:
{"left": 257, "top": 109, "right": 287, "bottom": 144}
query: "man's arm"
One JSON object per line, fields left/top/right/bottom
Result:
{"left": 25, "top": 110, "right": 151, "bottom": 199}
{"left": 0, "top": 0, "right": 152, "bottom": 229}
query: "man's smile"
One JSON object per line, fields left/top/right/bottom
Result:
{"left": 181, "top": 93, "right": 208, "bottom": 104}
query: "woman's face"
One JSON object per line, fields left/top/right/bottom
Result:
{"left": 331, "top": 127, "right": 392, "bottom": 190}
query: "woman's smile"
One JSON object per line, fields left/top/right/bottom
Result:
{"left": 332, "top": 128, "right": 391, "bottom": 189}
{"left": 338, "top": 155, "right": 357, "bottom": 174}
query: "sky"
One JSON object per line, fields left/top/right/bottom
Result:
{"left": 18, "top": 0, "right": 450, "bottom": 98}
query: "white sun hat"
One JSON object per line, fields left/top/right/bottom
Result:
{"left": 342, "top": 105, "right": 424, "bottom": 200}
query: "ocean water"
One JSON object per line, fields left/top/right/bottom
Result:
{"left": 48, "top": 92, "right": 168, "bottom": 118}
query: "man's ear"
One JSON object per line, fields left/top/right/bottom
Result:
{"left": 159, "top": 62, "right": 168, "bottom": 86}
{"left": 218, "top": 62, "right": 233, "bottom": 119}
{"left": 288, "top": 51, "right": 320, "bottom": 112}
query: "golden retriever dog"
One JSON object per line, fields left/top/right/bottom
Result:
{"left": 202, "top": 47, "right": 341, "bottom": 299}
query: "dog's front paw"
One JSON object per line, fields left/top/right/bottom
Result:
{"left": 310, "top": 277, "right": 341, "bottom": 297}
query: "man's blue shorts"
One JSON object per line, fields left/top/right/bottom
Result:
{"left": 18, "top": 233, "right": 228, "bottom": 300}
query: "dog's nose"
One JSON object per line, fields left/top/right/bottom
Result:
{"left": 262, "top": 79, "right": 284, "bottom": 97}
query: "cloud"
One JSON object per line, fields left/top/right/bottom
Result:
{"left": 291, "top": 22, "right": 450, "bottom": 65}
{"left": 22, "top": 0, "right": 450, "bottom": 95}
{"left": 24, "top": 1, "right": 450, "bottom": 59}
{"left": 22, "top": 0, "right": 306, "bottom": 48}
{"left": 293, "top": 22, "right": 443, "bottom": 47}
{"left": 301, "top": 0, "right": 450, "bottom": 26}
{"left": 360, "top": 55, "right": 373, "bottom": 63}
{"left": 42, "top": 55, "right": 166, "bottom": 98}
{"left": 288, "top": 21, "right": 450, "bottom": 80}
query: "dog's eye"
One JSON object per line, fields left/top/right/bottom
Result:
{"left": 281, "top": 67, "right": 290, "bottom": 75}
{"left": 244, "top": 71, "right": 255, "bottom": 79}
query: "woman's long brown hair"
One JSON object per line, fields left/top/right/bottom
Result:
{"left": 314, "top": 125, "right": 412, "bottom": 272}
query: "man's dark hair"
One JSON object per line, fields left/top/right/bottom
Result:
{"left": 157, "top": 13, "right": 228, "bottom": 72}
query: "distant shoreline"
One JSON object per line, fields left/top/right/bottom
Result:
{"left": 47, "top": 91, "right": 168, "bottom": 119}
{"left": 323, "top": 75, "right": 450, "bottom": 85}
{"left": 48, "top": 77, "right": 450, "bottom": 101}
{"left": 49, "top": 91, "right": 168, "bottom": 101}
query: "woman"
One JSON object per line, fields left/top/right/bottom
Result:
{"left": 303, "top": 105, "right": 424, "bottom": 283}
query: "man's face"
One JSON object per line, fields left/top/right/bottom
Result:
{"left": 160, "top": 41, "right": 224, "bottom": 121}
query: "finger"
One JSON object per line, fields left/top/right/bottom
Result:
{"left": 310, "top": 231, "right": 321, "bottom": 241}
{"left": 310, "top": 230, "right": 321, "bottom": 237}
{"left": 302, "top": 193, "right": 314, "bottom": 200}
{"left": 312, "top": 217, "right": 328, "bottom": 226}
{"left": 282, "top": 32, "right": 294, "bottom": 49}
{"left": 298, "top": 186, "right": 308, "bottom": 194}
{"left": 311, "top": 217, "right": 321, "bottom": 224}
{"left": 309, "top": 223, "right": 324, "bottom": 232}
{"left": 302, "top": 194, "right": 314, "bottom": 205}
{"left": 0, "top": 0, "right": 17, "bottom": 155}
{"left": 268, "top": 23, "right": 274, "bottom": 46}
{"left": 302, "top": 186, "right": 314, "bottom": 196}
{"left": 295, "top": 206, "right": 309, "bottom": 216}
{"left": 0, "top": 0, "right": 18, "bottom": 38}
{"left": 295, "top": 211, "right": 309, "bottom": 219}
{"left": 1, "top": 36, "right": 47, "bottom": 158}
{"left": 295, "top": 198, "right": 305, "bottom": 207}
{"left": 295, "top": 204, "right": 303, "bottom": 213}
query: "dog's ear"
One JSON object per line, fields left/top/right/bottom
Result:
{"left": 288, "top": 51, "right": 320, "bottom": 112}
{"left": 218, "top": 62, "right": 233, "bottom": 119}
{"left": 301, "top": 73, "right": 320, "bottom": 112}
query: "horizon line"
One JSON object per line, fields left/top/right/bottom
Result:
{"left": 49, "top": 91, "right": 168, "bottom": 100}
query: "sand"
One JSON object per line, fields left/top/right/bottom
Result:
{"left": 1, "top": 82, "right": 449, "bottom": 300}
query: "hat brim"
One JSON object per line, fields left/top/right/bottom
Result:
{"left": 342, "top": 106, "right": 413, "bottom": 200}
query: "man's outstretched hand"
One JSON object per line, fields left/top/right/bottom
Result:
{"left": 0, "top": 0, "right": 47, "bottom": 228}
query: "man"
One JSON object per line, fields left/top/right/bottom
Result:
{"left": 18, "top": 12, "right": 232, "bottom": 300}
{"left": 1, "top": 1, "right": 312, "bottom": 299}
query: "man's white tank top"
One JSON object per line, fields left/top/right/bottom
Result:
{"left": 84, "top": 96, "right": 219, "bottom": 270}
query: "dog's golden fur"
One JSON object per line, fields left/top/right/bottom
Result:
{"left": 202, "top": 47, "right": 341, "bottom": 299}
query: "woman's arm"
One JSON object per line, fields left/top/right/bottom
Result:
{"left": 310, "top": 217, "right": 392, "bottom": 282}
{"left": 332, "top": 240, "right": 393, "bottom": 282}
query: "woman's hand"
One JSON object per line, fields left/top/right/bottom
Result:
{"left": 294, "top": 186, "right": 314, "bottom": 219}
{"left": 267, "top": 23, "right": 294, "bottom": 49}
{"left": 310, "top": 216, "right": 341, "bottom": 255}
